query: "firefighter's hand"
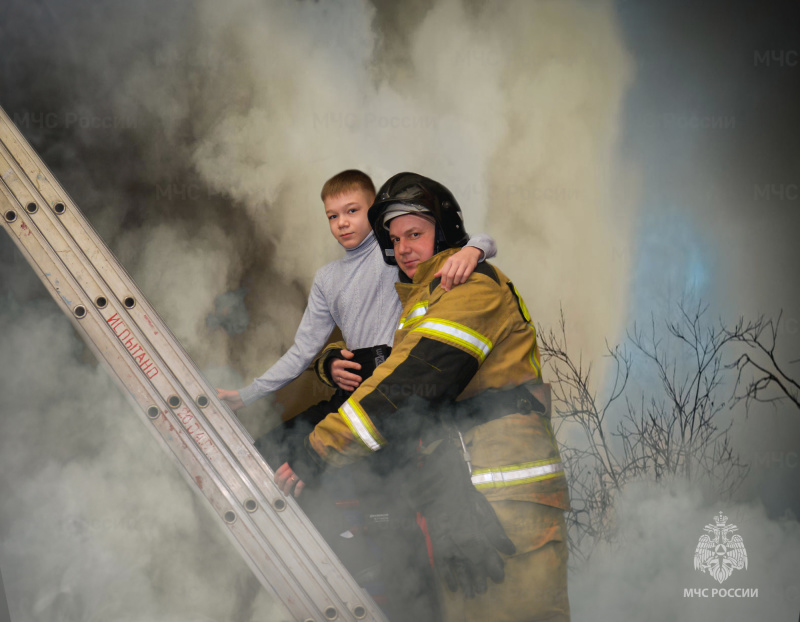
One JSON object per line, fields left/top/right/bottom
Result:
{"left": 434, "top": 246, "right": 484, "bottom": 292}
{"left": 436, "top": 492, "right": 516, "bottom": 598}
{"left": 410, "top": 439, "right": 515, "bottom": 598}
{"left": 274, "top": 462, "right": 305, "bottom": 498}
{"left": 331, "top": 350, "right": 362, "bottom": 391}
{"left": 216, "top": 388, "right": 245, "bottom": 411}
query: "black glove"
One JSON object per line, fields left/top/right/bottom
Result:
{"left": 407, "top": 437, "right": 516, "bottom": 598}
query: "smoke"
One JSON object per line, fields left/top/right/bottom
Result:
{"left": 2, "top": 0, "right": 796, "bottom": 620}
{"left": 569, "top": 479, "right": 800, "bottom": 621}
{"left": 113, "top": 221, "right": 240, "bottom": 368}
{"left": 613, "top": 0, "right": 800, "bottom": 518}
{"left": 110, "top": 0, "right": 635, "bottom": 375}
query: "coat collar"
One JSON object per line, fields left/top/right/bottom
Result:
{"left": 409, "top": 247, "right": 460, "bottom": 284}
{"left": 395, "top": 248, "right": 460, "bottom": 303}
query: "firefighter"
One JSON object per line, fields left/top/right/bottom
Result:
{"left": 278, "top": 172, "right": 571, "bottom": 621}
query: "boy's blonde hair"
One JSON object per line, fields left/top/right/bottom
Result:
{"left": 321, "top": 169, "right": 376, "bottom": 202}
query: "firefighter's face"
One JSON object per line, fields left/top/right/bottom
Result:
{"left": 324, "top": 189, "right": 375, "bottom": 249}
{"left": 388, "top": 214, "right": 436, "bottom": 278}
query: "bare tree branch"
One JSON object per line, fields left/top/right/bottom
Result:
{"left": 540, "top": 299, "right": 750, "bottom": 560}
{"left": 724, "top": 311, "right": 800, "bottom": 412}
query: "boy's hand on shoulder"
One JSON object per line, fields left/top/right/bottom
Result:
{"left": 216, "top": 388, "right": 245, "bottom": 411}
{"left": 435, "top": 246, "right": 484, "bottom": 292}
{"left": 331, "top": 349, "right": 362, "bottom": 392}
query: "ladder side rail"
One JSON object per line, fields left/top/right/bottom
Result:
{"left": 0, "top": 108, "right": 382, "bottom": 616}
{"left": 0, "top": 133, "right": 382, "bottom": 619}
{"left": 0, "top": 136, "right": 380, "bottom": 618}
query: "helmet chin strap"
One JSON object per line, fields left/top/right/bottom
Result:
{"left": 434, "top": 225, "right": 449, "bottom": 254}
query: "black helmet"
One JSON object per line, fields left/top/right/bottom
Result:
{"left": 368, "top": 172, "right": 469, "bottom": 265}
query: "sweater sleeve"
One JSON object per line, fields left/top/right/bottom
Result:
{"left": 238, "top": 272, "right": 336, "bottom": 406}
{"left": 465, "top": 233, "right": 497, "bottom": 262}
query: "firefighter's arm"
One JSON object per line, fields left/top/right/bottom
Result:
{"left": 292, "top": 276, "right": 513, "bottom": 482}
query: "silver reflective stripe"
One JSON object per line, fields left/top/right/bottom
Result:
{"left": 340, "top": 400, "right": 383, "bottom": 452}
{"left": 471, "top": 461, "right": 564, "bottom": 487}
{"left": 398, "top": 303, "right": 429, "bottom": 330}
{"left": 415, "top": 319, "right": 492, "bottom": 361}
{"left": 406, "top": 304, "right": 428, "bottom": 322}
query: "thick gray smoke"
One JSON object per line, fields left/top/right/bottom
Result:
{"left": 111, "top": 0, "right": 636, "bottom": 374}
{"left": 1, "top": 0, "right": 798, "bottom": 621}
{"left": 569, "top": 479, "right": 800, "bottom": 621}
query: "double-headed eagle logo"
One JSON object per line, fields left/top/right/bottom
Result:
{"left": 693, "top": 512, "right": 748, "bottom": 583}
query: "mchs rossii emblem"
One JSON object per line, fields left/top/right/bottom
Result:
{"left": 694, "top": 512, "right": 748, "bottom": 583}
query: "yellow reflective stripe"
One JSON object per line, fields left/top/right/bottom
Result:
{"left": 529, "top": 349, "right": 540, "bottom": 377}
{"left": 509, "top": 282, "right": 540, "bottom": 377}
{"left": 413, "top": 319, "right": 493, "bottom": 362}
{"left": 511, "top": 283, "right": 532, "bottom": 324}
{"left": 471, "top": 458, "right": 564, "bottom": 489}
{"left": 530, "top": 339, "right": 541, "bottom": 378}
{"left": 339, "top": 399, "right": 386, "bottom": 452}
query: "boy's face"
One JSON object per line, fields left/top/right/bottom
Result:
{"left": 323, "top": 188, "right": 375, "bottom": 250}
{"left": 388, "top": 213, "right": 436, "bottom": 279}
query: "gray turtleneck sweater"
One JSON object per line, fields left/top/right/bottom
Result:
{"left": 237, "top": 232, "right": 496, "bottom": 406}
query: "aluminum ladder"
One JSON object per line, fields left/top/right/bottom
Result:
{"left": 0, "top": 104, "right": 387, "bottom": 622}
